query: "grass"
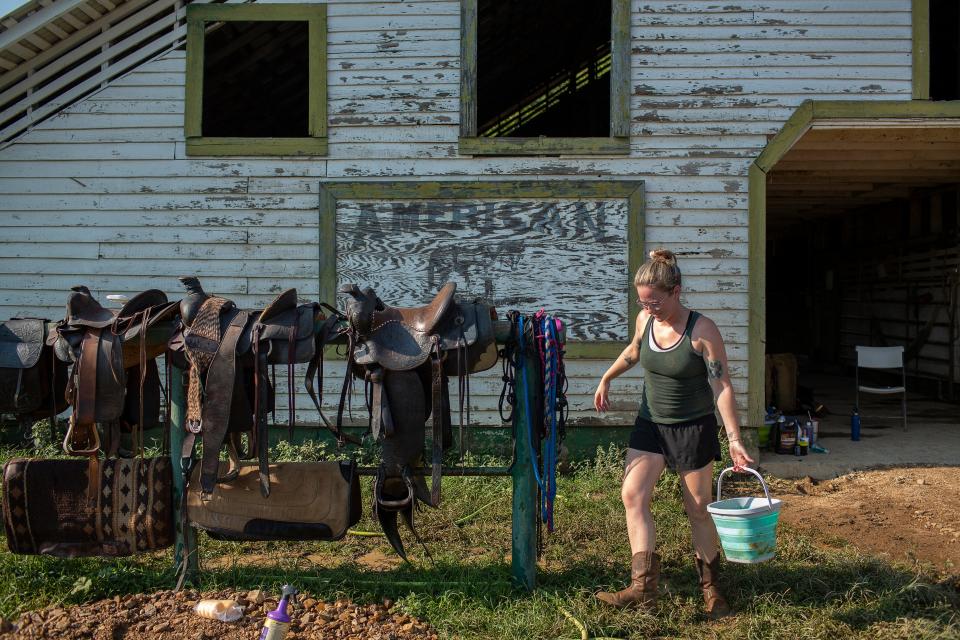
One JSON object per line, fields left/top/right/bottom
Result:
{"left": 0, "top": 434, "right": 956, "bottom": 639}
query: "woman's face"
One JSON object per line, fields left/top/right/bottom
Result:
{"left": 636, "top": 284, "right": 681, "bottom": 321}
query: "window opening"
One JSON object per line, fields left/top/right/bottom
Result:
{"left": 202, "top": 21, "right": 309, "bottom": 137}
{"left": 930, "top": 0, "right": 960, "bottom": 100}
{"left": 477, "top": 0, "right": 611, "bottom": 138}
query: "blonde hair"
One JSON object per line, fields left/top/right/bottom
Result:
{"left": 634, "top": 248, "right": 681, "bottom": 291}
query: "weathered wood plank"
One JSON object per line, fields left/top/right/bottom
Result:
{"left": 16, "top": 128, "right": 181, "bottom": 144}
{"left": 0, "top": 210, "right": 316, "bottom": 227}
{"left": 0, "top": 227, "right": 248, "bottom": 244}
{"left": 0, "top": 142, "right": 175, "bottom": 161}
{"left": 630, "top": 11, "right": 911, "bottom": 27}
{"left": 0, "top": 258, "right": 317, "bottom": 278}
{"left": 0, "top": 176, "right": 248, "bottom": 194}
{"left": 0, "top": 194, "right": 318, "bottom": 211}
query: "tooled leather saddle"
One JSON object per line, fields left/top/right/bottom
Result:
{"left": 173, "top": 277, "right": 336, "bottom": 500}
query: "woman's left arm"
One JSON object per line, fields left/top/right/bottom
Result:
{"left": 696, "top": 318, "right": 754, "bottom": 471}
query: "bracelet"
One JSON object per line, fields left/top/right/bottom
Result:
{"left": 727, "top": 436, "right": 740, "bottom": 443}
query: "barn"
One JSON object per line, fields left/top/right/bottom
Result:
{"left": 1, "top": 0, "right": 958, "bottom": 462}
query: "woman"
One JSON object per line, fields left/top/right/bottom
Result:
{"left": 594, "top": 249, "right": 753, "bottom": 619}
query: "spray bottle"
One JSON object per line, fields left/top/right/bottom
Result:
{"left": 259, "top": 585, "right": 297, "bottom": 640}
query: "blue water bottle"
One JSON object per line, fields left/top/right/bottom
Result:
{"left": 851, "top": 408, "right": 861, "bottom": 441}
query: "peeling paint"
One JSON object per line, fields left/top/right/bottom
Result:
{"left": 692, "top": 85, "right": 743, "bottom": 96}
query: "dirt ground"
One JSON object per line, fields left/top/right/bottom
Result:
{"left": 0, "top": 589, "right": 437, "bottom": 640}
{"left": 768, "top": 466, "right": 960, "bottom": 583}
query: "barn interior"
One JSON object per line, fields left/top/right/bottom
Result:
{"left": 763, "top": 3, "right": 960, "bottom": 454}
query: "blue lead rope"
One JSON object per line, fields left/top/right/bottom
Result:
{"left": 517, "top": 314, "right": 561, "bottom": 533}
{"left": 541, "top": 315, "right": 560, "bottom": 532}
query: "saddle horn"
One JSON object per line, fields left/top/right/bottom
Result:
{"left": 178, "top": 276, "right": 209, "bottom": 328}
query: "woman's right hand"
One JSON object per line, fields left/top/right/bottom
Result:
{"left": 594, "top": 378, "right": 611, "bottom": 413}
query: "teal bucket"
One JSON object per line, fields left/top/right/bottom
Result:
{"left": 707, "top": 467, "right": 782, "bottom": 564}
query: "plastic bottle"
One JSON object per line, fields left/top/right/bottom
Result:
{"left": 851, "top": 408, "right": 861, "bottom": 441}
{"left": 259, "top": 585, "right": 297, "bottom": 640}
{"left": 194, "top": 600, "right": 244, "bottom": 622}
{"left": 797, "top": 421, "right": 809, "bottom": 456}
{"left": 776, "top": 416, "right": 796, "bottom": 455}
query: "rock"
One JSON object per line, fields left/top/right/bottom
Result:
{"left": 301, "top": 612, "right": 315, "bottom": 625}
{"left": 917, "top": 477, "right": 926, "bottom": 485}
{"left": 339, "top": 611, "right": 353, "bottom": 622}
{"left": 247, "top": 589, "right": 266, "bottom": 605}
{"left": 402, "top": 621, "right": 415, "bottom": 632}
{"left": 302, "top": 598, "right": 318, "bottom": 610}
{"left": 143, "top": 603, "right": 157, "bottom": 617}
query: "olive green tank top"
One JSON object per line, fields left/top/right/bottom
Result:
{"left": 637, "top": 310, "right": 715, "bottom": 424}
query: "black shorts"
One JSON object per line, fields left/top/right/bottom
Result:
{"left": 628, "top": 413, "right": 722, "bottom": 472}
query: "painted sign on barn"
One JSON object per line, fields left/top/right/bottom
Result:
{"left": 336, "top": 198, "right": 628, "bottom": 341}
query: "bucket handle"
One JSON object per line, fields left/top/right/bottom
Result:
{"left": 716, "top": 466, "right": 774, "bottom": 511}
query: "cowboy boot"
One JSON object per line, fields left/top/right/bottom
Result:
{"left": 695, "top": 554, "right": 732, "bottom": 620}
{"left": 597, "top": 551, "right": 660, "bottom": 609}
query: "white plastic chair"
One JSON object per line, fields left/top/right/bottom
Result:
{"left": 855, "top": 346, "right": 907, "bottom": 432}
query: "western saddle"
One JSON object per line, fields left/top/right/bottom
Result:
{"left": 174, "top": 276, "right": 339, "bottom": 500}
{"left": 338, "top": 282, "right": 497, "bottom": 559}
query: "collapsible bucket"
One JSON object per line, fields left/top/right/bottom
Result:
{"left": 707, "top": 467, "right": 781, "bottom": 564}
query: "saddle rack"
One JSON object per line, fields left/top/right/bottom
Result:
{"left": 168, "top": 314, "right": 549, "bottom": 592}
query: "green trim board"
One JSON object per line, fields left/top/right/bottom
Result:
{"left": 318, "top": 180, "right": 645, "bottom": 355}
{"left": 912, "top": 0, "right": 930, "bottom": 100}
{"left": 185, "top": 137, "right": 328, "bottom": 156}
{"left": 184, "top": 3, "right": 327, "bottom": 157}
{"left": 458, "top": 136, "right": 630, "bottom": 156}
{"left": 746, "top": 164, "right": 766, "bottom": 436}
{"left": 458, "top": 0, "right": 631, "bottom": 156}
{"left": 748, "top": 98, "right": 960, "bottom": 431}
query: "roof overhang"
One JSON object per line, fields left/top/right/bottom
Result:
{"left": 753, "top": 100, "right": 960, "bottom": 229}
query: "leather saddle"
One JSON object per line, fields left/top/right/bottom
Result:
{"left": 0, "top": 318, "right": 68, "bottom": 427}
{"left": 50, "top": 286, "right": 178, "bottom": 496}
{"left": 338, "top": 282, "right": 497, "bottom": 560}
{"left": 174, "top": 277, "right": 331, "bottom": 500}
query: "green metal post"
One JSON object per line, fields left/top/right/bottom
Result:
{"left": 511, "top": 330, "right": 538, "bottom": 591}
{"left": 169, "top": 365, "right": 198, "bottom": 582}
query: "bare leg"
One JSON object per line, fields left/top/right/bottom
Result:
{"left": 679, "top": 461, "right": 719, "bottom": 560}
{"left": 596, "top": 448, "right": 666, "bottom": 608}
{"left": 623, "top": 448, "right": 666, "bottom": 554}
{"left": 680, "top": 461, "right": 732, "bottom": 619}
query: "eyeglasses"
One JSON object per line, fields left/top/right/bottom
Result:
{"left": 636, "top": 291, "right": 673, "bottom": 310}
{"left": 636, "top": 298, "right": 665, "bottom": 310}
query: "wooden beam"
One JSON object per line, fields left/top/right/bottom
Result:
{"left": 0, "top": 0, "right": 90, "bottom": 50}
{"left": 0, "top": 0, "right": 156, "bottom": 92}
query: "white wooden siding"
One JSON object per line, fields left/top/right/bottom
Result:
{"left": 0, "top": 0, "right": 914, "bottom": 429}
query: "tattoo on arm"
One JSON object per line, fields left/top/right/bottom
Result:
{"left": 623, "top": 354, "right": 635, "bottom": 366}
{"left": 707, "top": 360, "right": 724, "bottom": 379}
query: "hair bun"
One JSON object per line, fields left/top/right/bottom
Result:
{"left": 648, "top": 248, "right": 677, "bottom": 266}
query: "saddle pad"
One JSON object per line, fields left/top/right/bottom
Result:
{"left": 0, "top": 319, "right": 44, "bottom": 369}
{"left": 2, "top": 457, "right": 174, "bottom": 557}
{"left": 187, "top": 461, "right": 360, "bottom": 541}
